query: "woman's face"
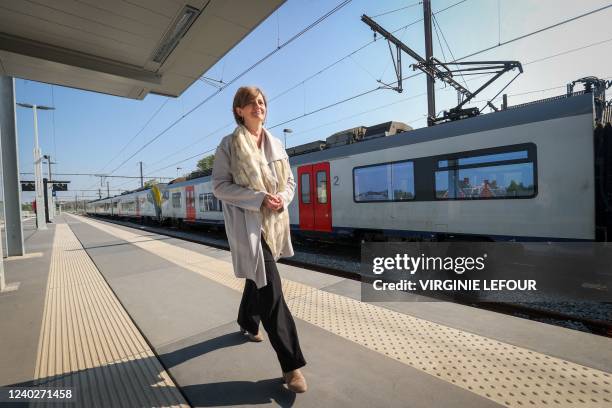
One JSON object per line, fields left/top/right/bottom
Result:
{"left": 236, "top": 93, "right": 266, "bottom": 128}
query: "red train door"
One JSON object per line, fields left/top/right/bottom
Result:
{"left": 298, "top": 162, "right": 332, "bottom": 232}
{"left": 298, "top": 165, "right": 314, "bottom": 230}
{"left": 185, "top": 186, "right": 196, "bottom": 221}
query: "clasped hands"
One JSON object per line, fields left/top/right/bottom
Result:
{"left": 263, "top": 193, "right": 284, "bottom": 212}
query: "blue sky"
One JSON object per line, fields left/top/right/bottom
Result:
{"left": 14, "top": 0, "right": 612, "bottom": 203}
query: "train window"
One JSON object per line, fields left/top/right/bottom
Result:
{"left": 316, "top": 171, "right": 327, "bottom": 203}
{"left": 198, "top": 194, "right": 205, "bottom": 212}
{"left": 354, "top": 164, "right": 390, "bottom": 201}
{"left": 354, "top": 160, "right": 415, "bottom": 202}
{"left": 187, "top": 192, "right": 195, "bottom": 208}
{"left": 198, "top": 193, "right": 221, "bottom": 211}
{"left": 436, "top": 163, "right": 534, "bottom": 199}
{"left": 301, "top": 173, "right": 311, "bottom": 204}
{"left": 124, "top": 200, "right": 135, "bottom": 212}
{"left": 172, "top": 192, "right": 181, "bottom": 208}
{"left": 392, "top": 161, "right": 415, "bottom": 200}
{"left": 213, "top": 196, "right": 221, "bottom": 211}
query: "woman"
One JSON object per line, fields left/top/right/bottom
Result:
{"left": 211, "top": 86, "right": 307, "bottom": 393}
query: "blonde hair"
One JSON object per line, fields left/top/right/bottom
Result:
{"left": 232, "top": 86, "right": 268, "bottom": 125}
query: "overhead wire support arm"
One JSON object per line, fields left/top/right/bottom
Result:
{"left": 361, "top": 14, "right": 426, "bottom": 93}
{"left": 361, "top": 12, "right": 524, "bottom": 124}
{"left": 379, "top": 39, "right": 403, "bottom": 92}
{"left": 450, "top": 62, "right": 522, "bottom": 109}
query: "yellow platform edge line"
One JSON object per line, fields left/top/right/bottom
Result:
{"left": 33, "top": 223, "right": 189, "bottom": 408}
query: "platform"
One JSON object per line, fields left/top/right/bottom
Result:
{"left": 1, "top": 214, "right": 611, "bottom": 407}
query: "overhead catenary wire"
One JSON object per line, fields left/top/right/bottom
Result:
{"left": 99, "top": 98, "right": 170, "bottom": 173}
{"left": 470, "top": 73, "right": 612, "bottom": 105}
{"left": 146, "top": 147, "right": 217, "bottom": 176}
{"left": 453, "top": 3, "right": 612, "bottom": 62}
{"left": 110, "top": 0, "right": 469, "bottom": 177}
{"left": 145, "top": 122, "right": 234, "bottom": 169}
{"left": 370, "top": 1, "right": 422, "bottom": 19}
{"left": 140, "top": 74, "right": 433, "bottom": 182}
{"left": 446, "top": 35, "right": 612, "bottom": 88}
{"left": 113, "top": 70, "right": 609, "bottom": 192}
{"left": 19, "top": 172, "right": 172, "bottom": 179}
{"left": 112, "top": 147, "right": 219, "bottom": 191}
{"left": 104, "top": 0, "right": 352, "bottom": 177}
{"left": 432, "top": 16, "right": 449, "bottom": 69}
{"left": 121, "top": 88, "right": 410, "bottom": 189}
{"left": 99, "top": 1, "right": 608, "bottom": 192}
{"left": 373, "top": 1, "right": 468, "bottom": 86}
{"left": 128, "top": 85, "right": 409, "bottom": 188}
{"left": 269, "top": 87, "right": 383, "bottom": 129}
{"left": 290, "top": 91, "right": 429, "bottom": 141}
{"left": 367, "top": 4, "right": 612, "bottom": 108}
{"left": 497, "top": 0, "right": 502, "bottom": 45}
{"left": 123, "top": 37, "right": 612, "bottom": 192}
{"left": 80, "top": 97, "right": 171, "bottom": 193}
{"left": 431, "top": 12, "right": 468, "bottom": 90}
{"left": 524, "top": 36, "right": 612, "bottom": 66}
{"left": 177, "top": 35, "right": 612, "bottom": 172}
{"left": 132, "top": 0, "right": 470, "bottom": 175}
{"left": 291, "top": 68, "right": 601, "bottom": 143}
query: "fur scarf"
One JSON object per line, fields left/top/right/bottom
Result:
{"left": 230, "top": 125, "right": 290, "bottom": 259}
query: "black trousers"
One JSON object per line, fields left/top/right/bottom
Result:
{"left": 237, "top": 239, "right": 306, "bottom": 373}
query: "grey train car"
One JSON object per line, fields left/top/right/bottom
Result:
{"left": 87, "top": 89, "right": 612, "bottom": 242}
{"left": 86, "top": 178, "right": 224, "bottom": 227}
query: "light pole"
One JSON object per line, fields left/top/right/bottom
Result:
{"left": 176, "top": 167, "right": 182, "bottom": 178}
{"left": 17, "top": 103, "right": 55, "bottom": 230}
{"left": 139, "top": 161, "right": 144, "bottom": 188}
{"left": 283, "top": 128, "right": 293, "bottom": 150}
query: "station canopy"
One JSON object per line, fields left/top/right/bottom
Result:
{"left": 0, "top": 0, "right": 284, "bottom": 99}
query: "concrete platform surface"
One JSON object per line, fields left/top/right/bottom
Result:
{"left": 0, "top": 213, "right": 610, "bottom": 408}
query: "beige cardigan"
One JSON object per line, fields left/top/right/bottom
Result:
{"left": 211, "top": 128, "right": 295, "bottom": 288}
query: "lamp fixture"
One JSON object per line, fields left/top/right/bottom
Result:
{"left": 152, "top": 5, "right": 200, "bottom": 64}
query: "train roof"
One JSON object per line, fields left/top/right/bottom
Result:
{"left": 87, "top": 183, "right": 168, "bottom": 203}
{"left": 288, "top": 92, "right": 594, "bottom": 166}
{"left": 166, "top": 175, "right": 212, "bottom": 189}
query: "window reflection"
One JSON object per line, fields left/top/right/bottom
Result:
{"left": 317, "top": 171, "right": 327, "bottom": 203}
{"left": 198, "top": 193, "right": 221, "bottom": 211}
{"left": 436, "top": 163, "right": 534, "bottom": 199}
{"left": 354, "top": 164, "right": 390, "bottom": 201}
{"left": 172, "top": 192, "right": 181, "bottom": 208}
{"left": 354, "top": 161, "right": 414, "bottom": 202}
{"left": 301, "top": 173, "right": 311, "bottom": 204}
{"left": 392, "top": 161, "right": 414, "bottom": 200}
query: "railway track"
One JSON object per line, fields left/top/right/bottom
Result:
{"left": 83, "top": 214, "right": 612, "bottom": 337}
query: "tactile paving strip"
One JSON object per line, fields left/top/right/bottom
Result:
{"left": 287, "top": 289, "right": 612, "bottom": 407}
{"left": 33, "top": 223, "right": 188, "bottom": 407}
{"left": 73, "top": 215, "right": 612, "bottom": 407}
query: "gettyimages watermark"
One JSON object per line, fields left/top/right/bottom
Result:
{"left": 360, "top": 242, "right": 612, "bottom": 302}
